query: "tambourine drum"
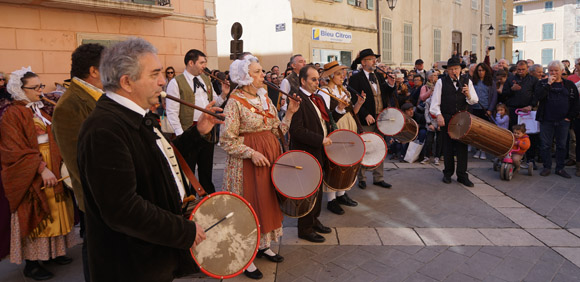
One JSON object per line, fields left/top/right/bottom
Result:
{"left": 60, "top": 163, "right": 72, "bottom": 190}
{"left": 189, "top": 192, "right": 260, "bottom": 279}
{"left": 448, "top": 111, "right": 515, "bottom": 157}
{"left": 271, "top": 150, "right": 322, "bottom": 218}
{"left": 323, "top": 129, "right": 365, "bottom": 191}
{"left": 377, "top": 107, "right": 418, "bottom": 144}
{"left": 360, "top": 132, "right": 388, "bottom": 169}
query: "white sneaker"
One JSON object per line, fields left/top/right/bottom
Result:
{"left": 473, "top": 150, "right": 480, "bottom": 159}
{"left": 433, "top": 158, "right": 440, "bottom": 165}
{"left": 420, "top": 157, "right": 430, "bottom": 164}
{"left": 480, "top": 152, "right": 487, "bottom": 160}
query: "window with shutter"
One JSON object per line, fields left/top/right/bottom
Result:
{"left": 575, "top": 43, "right": 580, "bottom": 58}
{"left": 471, "top": 35, "right": 477, "bottom": 54}
{"left": 485, "top": 0, "right": 490, "bottom": 14}
{"left": 367, "top": 0, "right": 373, "bottom": 10}
{"left": 347, "top": 0, "right": 355, "bottom": 5}
{"left": 404, "top": 23, "right": 413, "bottom": 64}
{"left": 542, "top": 23, "right": 554, "bottom": 40}
{"left": 514, "top": 26, "right": 523, "bottom": 42}
{"left": 545, "top": 1, "right": 553, "bottom": 11}
{"left": 515, "top": 5, "right": 523, "bottom": 14}
{"left": 576, "top": 16, "right": 580, "bottom": 31}
{"left": 434, "top": 29, "right": 441, "bottom": 62}
{"left": 382, "top": 18, "right": 392, "bottom": 63}
{"left": 541, "top": 49, "right": 553, "bottom": 65}
{"left": 472, "top": 0, "right": 478, "bottom": 10}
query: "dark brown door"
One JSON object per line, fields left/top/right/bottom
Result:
{"left": 452, "top": 31, "right": 462, "bottom": 56}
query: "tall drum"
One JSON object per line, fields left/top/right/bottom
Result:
{"left": 271, "top": 150, "right": 322, "bottom": 218}
{"left": 360, "top": 132, "right": 388, "bottom": 169}
{"left": 323, "top": 129, "right": 365, "bottom": 191}
{"left": 189, "top": 192, "right": 260, "bottom": 279}
{"left": 448, "top": 111, "right": 515, "bottom": 157}
{"left": 377, "top": 107, "right": 418, "bottom": 144}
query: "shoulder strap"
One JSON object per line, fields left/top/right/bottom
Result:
{"left": 170, "top": 143, "right": 207, "bottom": 198}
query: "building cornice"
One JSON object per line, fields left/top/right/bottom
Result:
{"left": 293, "top": 18, "right": 377, "bottom": 33}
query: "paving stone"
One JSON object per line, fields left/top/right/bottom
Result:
{"left": 479, "top": 246, "right": 513, "bottom": 258}
{"left": 478, "top": 228, "right": 544, "bottom": 246}
{"left": 412, "top": 248, "right": 443, "bottom": 263}
{"left": 310, "top": 245, "right": 351, "bottom": 265}
{"left": 281, "top": 227, "right": 339, "bottom": 246}
{"left": 370, "top": 247, "right": 412, "bottom": 267}
{"left": 552, "top": 260, "right": 580, "bottom": 282}
{"left": 333, "top": 267, "right": 379, "bottom": 282}
{"left": 306, "top": 262, "right": 348, "bottom": 281}
{"left": 447, "top": 246, "right": 481, "bottom": 257}
{"left": 495, "top": 208, "right": 559, "bottom": 229}
{"left": 481, "top": 275, "right": 509, "bottom": 282}
{"left": 395, "top": 162, "right": 435, "bottom": 169}
{"left": 522, "top": 256, "right": 563, "bottom": 282}
{"left": 456, "top": 250, "right": 504, "bottom": 280}
{"left": 554, "top": 248, "right": 580, "bottom": 269}
{"left": 285, "top": 259, "right": 324, "bottom": 281}
{"left": 376, "top": 228, "right": 425, "bottom": 246}
{"left": 443, "top": 272, "right": 481, "bottom": 282}
{"left": 491, "top": 256, "right": 534, "bottom": 281}
{"left": 417, "top": 250, "right": 468, "bottom": 280}
{"left": 505, "top": 246, "right": 547, "bottom": 264}
{"left": 526, "top": 229, "right": 580, "bottom": 247}
{"left": 393, "top": 245, "right": 425, "bottom": 255}
{"left": 403, "top": 273, "right": 439, "bottom": 282}
{"left": 468, "top": 184, "right": 504, "bottom": 197}
{"left": 358, "top": 259, "right": 397, "bottom": 277}
{"left": 336, "top": 227, "right": 382, "bottom": 245}
{"left": 330, "top": 248, "right": 374, "bottom": 271}
{"left": 478, "top": 196, "right": 525, "bottom": 208}
{"left": 416, "top": 228, "right": 493, "bottom": 246}
{"left": 568, "top": 228, "right": 580, "bottom": 237}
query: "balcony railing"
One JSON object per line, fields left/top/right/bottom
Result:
{"left": 498, "top": 24, "right": 518, "bottom": 38}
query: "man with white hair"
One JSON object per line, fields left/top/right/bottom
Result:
{"left": 78, "top": 38, "right": 223, "bottom": 281}
{"left": 535, "top": 60, "right": 580, "bottom": 178}
{"left": 529, "top": 64, "right": 544, "bottom": 80}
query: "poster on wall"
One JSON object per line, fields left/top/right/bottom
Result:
{"left": 312, "top": 28, "right": 352, "bottom": 43}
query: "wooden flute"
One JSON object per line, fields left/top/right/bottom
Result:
{"left": 263, "top": 80, "right": 301, "bottom": 102}
{"left": 160, "top": 91, "right": 225, "bottom": 121}
{"left": 316, "top": 87, "right": 350, "bottom": 106}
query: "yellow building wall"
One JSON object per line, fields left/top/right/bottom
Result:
{"left": 0, "top": 0, "right": 216, "bottom": 92}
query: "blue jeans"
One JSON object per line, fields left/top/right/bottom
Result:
{"left": 540, "top": 120, "right": 570, "bottom": 171}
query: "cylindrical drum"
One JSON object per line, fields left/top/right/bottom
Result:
{"left": 189, "top": 192, "right": 260, "bottom": 279}
{"left": 359, "top": 132, "right": 388, "bottom": 169}
{"left": 271, "top": 150, "right": 322, "bottom": 218}
{"left": 60, "top": 163, "right": 72, "bottom": 190}
{"left": 377, "top": 107, "right": 418, "bottom": 144}
{"left": 323, "top": 129, "right": 365, "bottom": 191}
{"left": 448, "top": 111, "right": 515, "bottom": 157}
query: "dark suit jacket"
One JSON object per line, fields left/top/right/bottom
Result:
{"left": 52, "top": 79, "right": 99, "bottom": 212}
{"left": 78, "top": 95, "right": 206, "bottom": 282}
{"left": 289, "top": 89, "right": 342, "bottom": 164}
{"left": 349, "top": 70, "right": 395, "bottom": 126}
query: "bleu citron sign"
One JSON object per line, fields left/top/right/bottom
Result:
{"left": 312, "top": 28, "right": 352, "bottom": 43}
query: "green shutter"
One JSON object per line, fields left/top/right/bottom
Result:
{"left": 348, "top": 0, "right": 355, "bottom": 5}
{"left": 367, "top": 0, "right": 374, "bottom": 10}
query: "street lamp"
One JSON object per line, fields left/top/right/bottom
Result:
{"left": 515, "top": 49, "right": 520, "bottom": 61}
{"left": 386, "top": 0, "right": 397, "bottom": 11}
{"left": 480, "top": 24, "right": 495, "bottom": 36}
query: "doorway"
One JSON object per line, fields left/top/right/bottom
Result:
{"left": 452, "top": 31, "right": 462, "bottom": 57}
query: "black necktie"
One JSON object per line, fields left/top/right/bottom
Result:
{"left": 369, "top": 73, "right": 377, "bottom": 84}
{"left": 193, "top": 77, "right": 206, "bottom": 94}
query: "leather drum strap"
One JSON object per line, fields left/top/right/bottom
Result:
{"left": 170, "top": 143, "right": 207, "bottom": 198}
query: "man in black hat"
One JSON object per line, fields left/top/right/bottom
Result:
{"left": 349, "top": 48, "right": 395, "bottom": 189}
{"left": 429, "top": 57, "right": 479, "bottom": 187}
{"left": 415, "top": 59, "right": 426, "bottom": 81}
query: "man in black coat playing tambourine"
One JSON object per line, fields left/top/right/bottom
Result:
{"left": 429, "top": 57, "right": 479, "bottom": 187}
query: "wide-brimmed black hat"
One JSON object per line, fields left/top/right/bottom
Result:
{"left": 351, "top": 48, "right": 380, "bottom": 70}
{"left": 443, "top": 57, "right": 466, "bottom": 69}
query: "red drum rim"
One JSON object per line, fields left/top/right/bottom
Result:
{"left": 377, "top": 107, "right": 405, "bottom": 136}
{"left": 188, "top": 191, "right": 261, "bottom": 279}
{"left": 359, "top": 131, "right": 388, "bottom": 168}
{"left": 271, "top": 150, "right": 322, "bottom": 200}
{"left": 323, "top": 129, "right": 365, "bottom": 167}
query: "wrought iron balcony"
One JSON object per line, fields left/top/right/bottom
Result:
{"left": 498, "top": 24, "right": 518, "bottom": 38}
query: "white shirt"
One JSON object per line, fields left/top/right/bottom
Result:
{"left": 429, "top": 77, "right": 479, "bottom": 117}
{"left": 315, "top": 86, "right": 347, "bottom": 115}
{"left": 106, "top": 91, "right": 187, "bottom": 200}
{"left": 300, "top": 87, "right": 328, "bottom": 137}
{"left": 364, "top": 70, "right": 378, "bottom": 94}
{"left": 279, "top": 77, "right": 292, "bottom": 112}
{"left": 165, "top": 69, "right": 224, "bottom": 135}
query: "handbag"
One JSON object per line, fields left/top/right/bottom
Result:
{"left": 160, "top": 110, "right": 175, "bottom": 134}
{"left": 516, "top": 109, "right": 540, "bottom": 134}
{"left": 404, "top": 140, "right": 424, "bottom": 163}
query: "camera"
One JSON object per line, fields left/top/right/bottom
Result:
{"left": 487, "top": 46, "right": 495, "bottom": 51}
{"left": 396, "top": 73, "right": 404, "bottom": 79}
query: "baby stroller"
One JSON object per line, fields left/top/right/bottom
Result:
{"left": 493, "top": 147, "right": 533, "bottom": 181}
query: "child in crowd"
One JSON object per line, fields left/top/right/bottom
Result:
{"left": 494, "top": 103, "right": 509, "bottom": 129}
{"left": 511, "top": 124, "right": 531, "bottom": 171}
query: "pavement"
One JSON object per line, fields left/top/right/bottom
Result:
{"left": 1, "top": 146, "right": 580, "bottom": 282}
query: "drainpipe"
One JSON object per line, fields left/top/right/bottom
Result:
{"left": 376, "top": 0, "right": 381, "bottom": 56}
{"left": 418, "top": 0, "right": 421, "bottom": 59}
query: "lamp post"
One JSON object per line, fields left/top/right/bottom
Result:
{"left": 515, "top": 49, "right": 520, "bottom": 61}
{"left": 386, "top": 0, "right": 397, "bottom": 10}
{"left": 480, "top": 24, "right": 495, "bottom": 36}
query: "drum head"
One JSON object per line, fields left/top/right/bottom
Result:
{"left": 272, "top": 150, "right": 322, "bottom": 199}
{"left": 377, "top": 108, "right": 405, "bottom": 136}
{"left": 360, "top": 132, "right": 387, "bottom": 168}
{"left": 189, "top": 192, "right": 259, "bottom": 279}
{"left": 60, "top": 163, "right": 72, "bottom": 190}
{"left": 324, "top": 129, "right": 365, "bottom": 166}
{"left": 448, "top": 111, "right": 471, "bottom": 140}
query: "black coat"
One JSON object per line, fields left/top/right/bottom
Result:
{"left": 78, "top": 95, "right": 207, "bottom": 282}
{"left": 348, "top": 70, "right": 395, "bottom": 125}
{"left": 502, "top": 74, "right": 538, "bottom": 108}
{"left": 534, "top": 78, "right": 580, "bottom": 122}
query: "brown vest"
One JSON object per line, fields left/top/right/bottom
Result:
{"left": 175, "top": 73, "right": 213, "bottom": 131}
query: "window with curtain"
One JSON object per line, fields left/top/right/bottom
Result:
{"left": 515, "top": 5, "right": 523, "bottom": 14}
{"left": 382, "top": 18, "right": 392, "bottom": 63}
{"left": 434, "top": 29, "right": 441, "bottom": 62}
{"left": 514, "top": 26, "right": 524, "bottom": 42}
{"left": 403, "top": 23, "right": 413, "bottom": 64}
{"left": 541, "top": 49, "right": 553, "bottom": 65}
{"left": 542, "top": 23, "right": 554, "bottom": 40}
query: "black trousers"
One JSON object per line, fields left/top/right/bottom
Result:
{"left": 79, "top": 212, "right": 90, "bottom": 282}
{"left": 441, "top": 124, "right": 469, "bottom": 180}
{"left": 297, "top": 183, "right": 323, "bottom": 236}
{"left": 186, "top": 140, "right": 216, "bottom": 194}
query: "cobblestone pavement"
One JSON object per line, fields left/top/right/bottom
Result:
{"left": 2, "top": 147, "right": 580, "bottom": 282}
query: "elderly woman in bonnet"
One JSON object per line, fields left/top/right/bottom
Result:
{"left": 0, "top": 67, "right": 77, "bottom": 280}
{"left": 316, "top": 61, "right": 365, "bottom": 215}
{"left": 220, "top": 56, "right": 300, "bottom": 279}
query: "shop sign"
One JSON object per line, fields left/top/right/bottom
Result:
{"left": 312, "top": 27, "right": 352, "bottom": 43}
